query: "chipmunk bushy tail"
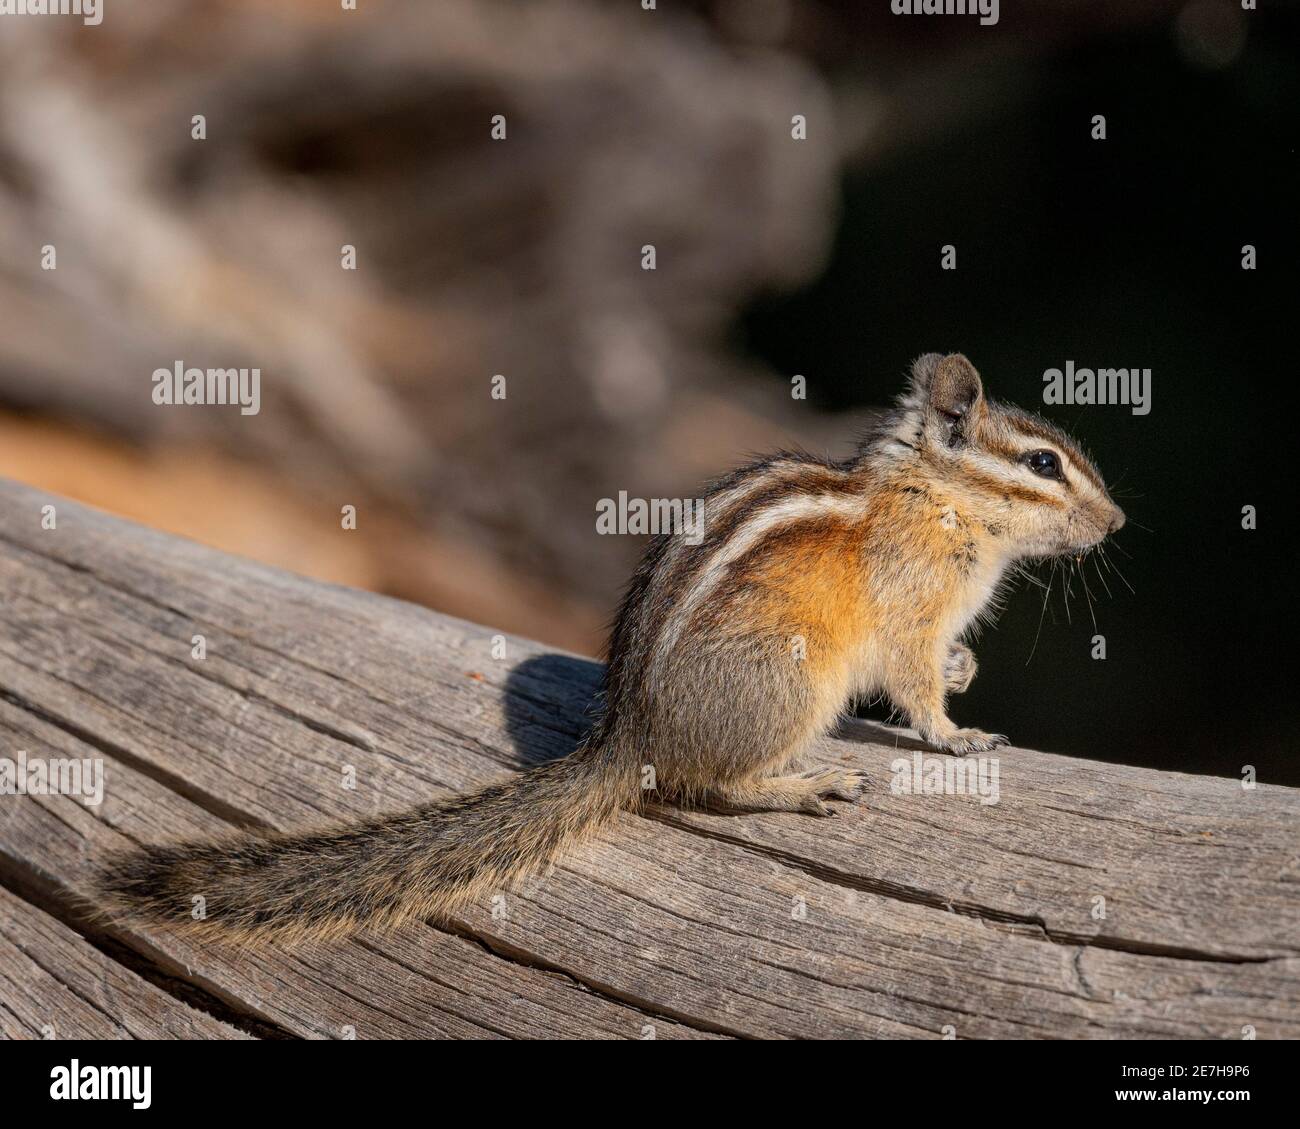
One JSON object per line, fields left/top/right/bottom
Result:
{"left": 99, "top": 744, "right": 638, "bottom": 944}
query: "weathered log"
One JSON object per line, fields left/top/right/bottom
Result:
{"left": 0, "top": 479, "right": 1296, "bottom": 1039}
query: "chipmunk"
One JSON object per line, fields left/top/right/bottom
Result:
{"left": 102, "top": 353, "right": 1124, "bottom": 942}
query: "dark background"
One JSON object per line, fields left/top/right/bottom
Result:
{"left": 740, "top": 9, "right": 1297, "bottom": 782}
{"left": 0, "top": 1, "right": 1294, "bottom": 782}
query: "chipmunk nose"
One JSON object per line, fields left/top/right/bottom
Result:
{"left": 1107, "top": 507, "right": 1126, "bottom": 534}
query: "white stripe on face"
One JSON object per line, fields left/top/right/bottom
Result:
{"left": 1000, "top": 415, "right": 1108, "bottom": 489}
{"left": 950, "top": 449, "right": 1065, "bottom": 501}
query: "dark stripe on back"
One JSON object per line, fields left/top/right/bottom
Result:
{"left": 658, "top": 457, "right": 863, "bottom": 596}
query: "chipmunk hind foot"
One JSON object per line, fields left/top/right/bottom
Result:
{"left": 699, "top": 766, "right": 868, "bottom": 817}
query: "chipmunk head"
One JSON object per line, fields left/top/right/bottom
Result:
{"left": 888, "top": 353, "right": 1125, "bottom": 559}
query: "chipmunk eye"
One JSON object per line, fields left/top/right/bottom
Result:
{"left": 1025, "top": 449, "right": 1061, "bottom": 479}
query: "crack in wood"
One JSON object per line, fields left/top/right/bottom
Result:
{"left": 644, "top": 808, "right": 1287, "bottom": 966}
{"left": 441, "top": 922, "right": 744, "bottom": 1039}
{"left": 0, "top": 858, "right": 291, "bottom": 1039}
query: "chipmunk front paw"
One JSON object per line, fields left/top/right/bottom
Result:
{"left": 943, "top": 643, "right": 977, "bottom": 694}
{"left": 929, "top": 728, "right": 1008, "bottom": 754}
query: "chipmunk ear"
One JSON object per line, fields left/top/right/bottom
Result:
{"left": 899, "top": 353, "right": 943, "bottom": 415}
{"left": 907, "top": 353, "right": 943, "bottom": 397}
{"left": 896, "top": 353, "right": 985, "bottom": 450}
{"left": 928, "top": 354, "right": 984, "bottom": 434}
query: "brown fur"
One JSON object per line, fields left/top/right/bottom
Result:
{"left": 98, "top": 752, "right": 640, "bottom": 944}
{"left": 99, "top": 353, "right": 1124, "bottom": 943}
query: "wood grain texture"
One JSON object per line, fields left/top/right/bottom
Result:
{"left": 0, "top": 477, "right": 1296, "bottom": 1039}
{"left": 0, "top": 886, "right": 246, "bottom": 1040}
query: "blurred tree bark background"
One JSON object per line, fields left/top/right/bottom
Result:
{"left": 0, "top": 0, "right": 1195, "bottom": 654}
